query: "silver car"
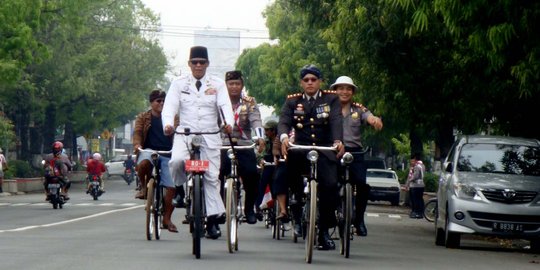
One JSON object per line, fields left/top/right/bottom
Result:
{"left": 435, "top": 135, "right": 540, "bottom": 252}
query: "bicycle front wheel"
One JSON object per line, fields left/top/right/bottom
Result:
{"left": 192, "top": 174, "right": 203, "bottom": 259}
{"left": 305, "top": 180, "right": 317, "bottom": 264}
{"left": 340, "top": 183, "right": 352, "bottom": 258}
{"left": 154, "top": 184, "right": 162, "bottom": 240}
{"left": 225, "top": 178, "right": 238, "bottom": 253}
{"left": 145, "top": 178, "right": 155, "bottom": 241}
{"left": 424, "top": 199, "right": 437, "bottom": 222}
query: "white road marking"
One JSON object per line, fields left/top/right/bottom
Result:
{"left": 389, "top": 214, "right": 402, "bottom": 219}
{"left": 98, "top": 203, "right": 114, "bottom": 206}
{"left": 367, "top": 213, "right": 380, "bottom": 217}
{"left": 11, "top": 203, "right": 30, "bottom": 206}
{"left": 0, "top": 205, "right": 144, "bottom": 233}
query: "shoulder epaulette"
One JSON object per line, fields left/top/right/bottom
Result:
{"left": 287, "top": 93, "right": 302, "bottom": 99}
{"left": 242, "top": 95, "right": 255, "bottom": 104}
{"left": 353, "top": 102, "right": 369, "bottom": 112}
{"left": 322, "top": 89, "right": 337, "bottom": 94}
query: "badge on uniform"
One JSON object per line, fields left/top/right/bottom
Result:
{"left": 241, "top": 105, "right": 247, "bottom": 112}
{"left": 316, "top": 104, "right": 329, "bottom": 119}
{"left": 351, "top": 112, "right": 359, "bottom": 120}
{"left": 205, "top": 88, "right": 217, "bottom": 95}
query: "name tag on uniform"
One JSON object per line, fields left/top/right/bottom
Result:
{"left": 181, "top": 91, "right": 190, "bottom": 95}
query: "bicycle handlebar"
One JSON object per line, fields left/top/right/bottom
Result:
{"left": 174, "top": 128, "right": 222, "bottom": 135}
{"left": 288, "top": 142, "right": 337, "bottom": 151}
{"left": 221, "top": 143, "right": 256, "bottom": 150}
{"left": 137, "top": 147, "right": 172, "bottom": 155}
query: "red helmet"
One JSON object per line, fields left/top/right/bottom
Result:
{"left": 52, "top": 141, "right": 63, "bottom": 155}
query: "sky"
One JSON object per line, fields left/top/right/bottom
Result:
{"left": 140, "top": 0, "right": 277, "bottom": 119}
{"left": 140, "top": 0, "right": 273, "bottom": 77}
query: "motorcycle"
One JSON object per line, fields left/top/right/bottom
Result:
{"left": 42, "top": 160, "right": 66, "bottom": 209}
{"left": 87, "top": 174, "right": 103, "bottom": 200}
{"left": 123, "top": 168, "right": 136, "bottom": 185}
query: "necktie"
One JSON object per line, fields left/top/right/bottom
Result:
{"left": 195, "top": 80, "right": 202, "bottom": 91}
{"left": 308, "top": 97, "right": 314, "bottom": 106}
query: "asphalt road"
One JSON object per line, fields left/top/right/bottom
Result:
{"left": 1, "top": 178, "right": 539, "bottom": 270}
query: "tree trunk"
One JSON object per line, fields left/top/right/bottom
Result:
{"left": 409, "top": 129, "right": 423, "bottom": 159}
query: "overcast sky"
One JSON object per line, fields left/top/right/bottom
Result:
{"left": 140, "top": 0, "right": 273, "bottom": 77}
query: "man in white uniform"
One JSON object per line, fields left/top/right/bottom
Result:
{"left": 162, "top": 46, "right": 234, "bottom": 239}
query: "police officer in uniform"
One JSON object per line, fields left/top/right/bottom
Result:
{"left": 163, "top": 46, "right": 234, "bottom": 239}
{"left": 278, "top": 64, "right": 344, "bottom": 250}
{"left": 331, "top": 75, "right": 383, "bottom": 237}
{"left": 220, "top": 70, "right": 265, "bottom": 224}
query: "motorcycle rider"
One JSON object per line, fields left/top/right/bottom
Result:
{"left": 86, "top": 153, "right": 106, "bottom": 193}
{"left": 43, "top": 141, "right": 72, "bottom": 200}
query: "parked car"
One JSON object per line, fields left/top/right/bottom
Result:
{"left": 365, "top": 157, "right": 387, "bottom": 169}
{"left": 366, "top": 168, "right": 400, "bottom": 206}
{"left": 104, "top": 154, "right": 128, "bottom": 177}
{"left": 435, "top": 135, "right": 540, "bottom": 252}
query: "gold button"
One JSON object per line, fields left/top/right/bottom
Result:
{"left": 311, "top": 134, "right": 315, "bottom": 138}
{"left": 310, "top": 118, "right": 314, "bottom": 122}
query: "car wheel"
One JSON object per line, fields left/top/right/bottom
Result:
{"left": 390, "top": 194, "right": 400, "bottom": 206}
{"left": 531, "top": 238, "right": 540, "bottom": 254}
{"left": 444, "top": 209, "right": 460, "bottom": 248}
{"left": 435, "top": 214, "right": 445, "bottom": 246}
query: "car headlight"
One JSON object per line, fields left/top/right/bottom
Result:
{"left": 453, "top": 183, "right": 481, "bottom": 200}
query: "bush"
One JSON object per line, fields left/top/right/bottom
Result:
{"left": 5, "top": 160, "right": 40, "bottom": 178}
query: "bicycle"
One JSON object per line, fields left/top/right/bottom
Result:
{"left": 423, "top": 196, "right": 438, "bottom": 222}
{"left": 259, "top": 158, "right": 290, "bottom": 240}
{"left": 176, "top": 128, "right": 221, "bottom": 259}
{"left": 221, "top": 143, "right": 255, "bottom": 253}
{"left": 138, "top": 148, "right": 171, "bottom": 241}
{"left": 288, "top": 142, "right": 337, "bottom": 264}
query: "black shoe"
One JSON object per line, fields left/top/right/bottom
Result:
{"left": 246, "top": 212, "right": 257, "bottom": 224}
{"left": 172, "top": 194, "right": 185, "bottom": 208}
{"left": 293, "top": 223, "right": 302, "bottom": 237}
{"left": 317, "top": 231, "right": 336, "bottom": 250}
{"left": 256, "top": 210, "right": 264, "bottom": 222}
{"left": 205, "top": 224, "right": 221, "bottom": 239}
{"left": 214, "top": 213, "right": 226, "bottom": 224}
{"left": 355, "top": 221, "right": 368, "bottom": 236}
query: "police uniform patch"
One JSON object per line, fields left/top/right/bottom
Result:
{"left": 353, "top": 102, "right": 369, "bottom": 112}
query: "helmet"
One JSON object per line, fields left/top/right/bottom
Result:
{"left": 93, "top": 153, "right": 102, "bottom": 161}
{"left": 52, "top": 141, "right": 63, "bottom": 156}
{"left": 330, "top": 76, "right": 358, "bottom": 91}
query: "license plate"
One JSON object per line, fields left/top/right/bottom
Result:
{"left": 185, "top": 160, "right": 209, "bottom": 172}
{"left": 48, "top": 183, "right": 60, "bottom": 188}
{"left": 91, "top": 182, "right": 100, "bottom": 186}
{"left": 492, "top": 222, "right": 524, "bottom": 232}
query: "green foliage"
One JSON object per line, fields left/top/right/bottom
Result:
{"left": 0, "top": 115, "right": 16, "bottom": 151}
{"left": 5, "top": 160, "right": 37, "bottom": 178}
{"left": 0, "top": 0, "right": 168, "bottom": 159}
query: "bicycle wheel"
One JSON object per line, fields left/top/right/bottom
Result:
{"left": 274, "top": 199, "right": 282, "bottom": 240}
{"left": 192, "top": 174, "right": 202, "bottom": 259}
{"left": 340, "top": 183, "right": 352, "bottom": 258}
{"left": 424, "top": 199, "right": 437, "bottom": 222}
{"left": 225, "top": 178, "right": 238, "bottom": 253}
{"left": 154, "top": 184, "right": 162, "bottom": 240}
{"left": 145, "top": 178, "right": 155, "bottom": 241}
{"left": 305, "top": 180, "right": 317, "bottom": 264}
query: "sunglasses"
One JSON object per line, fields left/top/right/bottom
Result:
{"left": 190, "top": 60, "right": 207, "bottom": 65}
{"left": 154, "top": 99, "right": 164, "bottom": 103}
{"left": 302, "top": 77, "right": 318, "bottom": 83}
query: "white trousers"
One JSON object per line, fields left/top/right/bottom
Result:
{"left": 169, "top": 134, "right": 225, "bottom": 216}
